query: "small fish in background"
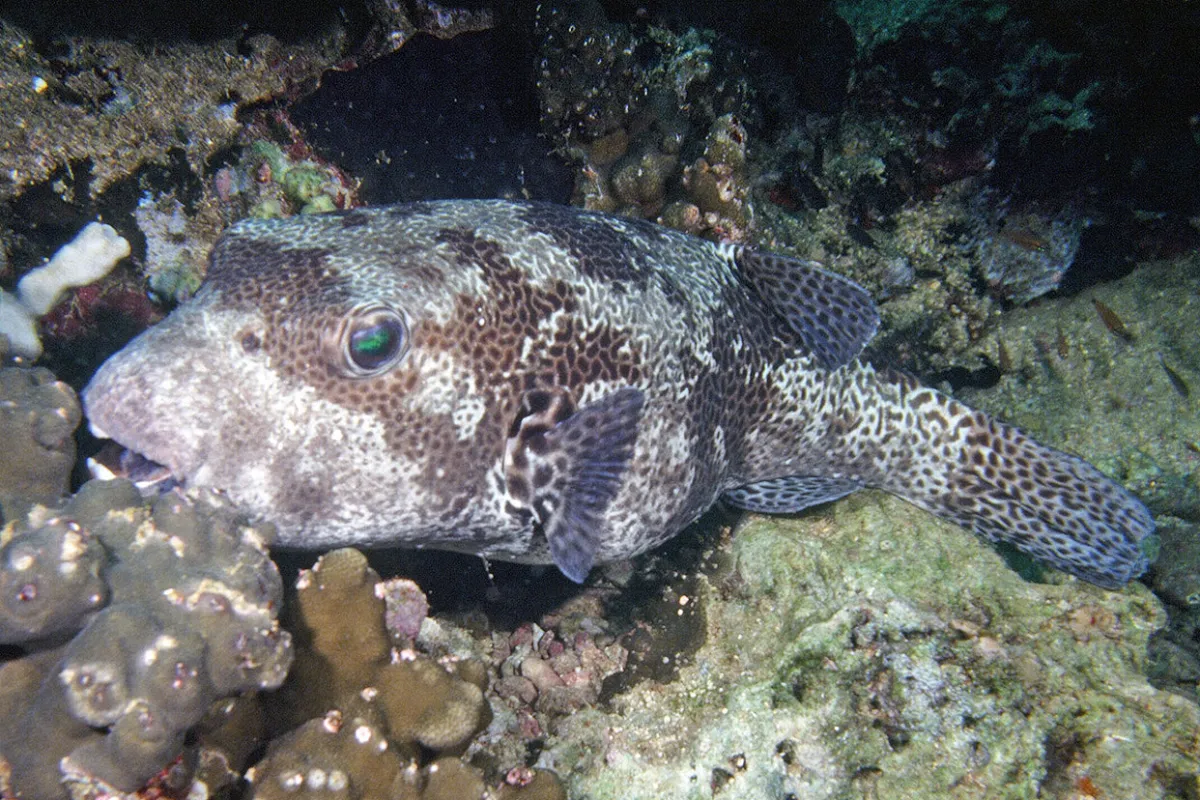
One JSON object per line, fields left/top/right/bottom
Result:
{"left": 1055, "top": 327, "right": 1070, "bottom": 359}
{"left": 84, "top": 200, "right": 1155, "bottom": 589}
{"left": 997, "top": 339, "right": 1013, "bottom": 373}
{"left": 1092, "top": 298, "right": 1135, "bottom": 342}
{"left": 997, "top": 227, "right": 1049, "bottom": 253}
{"left": 972, "top": 202, "right": 1085, "bottom": 305}
{"left": 1157, "top": 353, "right": 1190, "bottom": 399}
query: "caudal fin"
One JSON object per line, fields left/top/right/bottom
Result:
{"left": 838, "top": 368, "right": 1156, "bottom": 589}
{"left": 927, "top": 409, "right": 1153, "bottom": 589}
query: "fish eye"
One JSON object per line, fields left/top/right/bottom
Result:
{"left": 342, "top": 305, "right": 408, "bottom": 377}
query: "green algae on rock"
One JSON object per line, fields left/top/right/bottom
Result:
{"left": 542, "top": 497, "right": 1199, "bottom": 799}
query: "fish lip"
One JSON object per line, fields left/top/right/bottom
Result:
{"left": 83, "top": 379, "right": 197, "bottom": 495}
{"left": 86, "top": 439, "right": 184, "bottom": 496}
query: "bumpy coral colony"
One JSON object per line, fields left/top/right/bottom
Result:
{"left": 0, "top": 478, "right": 292, "bottom": 800}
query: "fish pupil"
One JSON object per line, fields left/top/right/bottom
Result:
{"left": 348, "top": 318, "right": 403, "bottom": 371}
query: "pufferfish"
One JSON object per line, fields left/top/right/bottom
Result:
{"left": 82, "top": 200, "right": 1155, "bottom": 588}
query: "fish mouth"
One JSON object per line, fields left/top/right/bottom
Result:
{"left": 86, "top": 438, "right": 182, "bottom": 496}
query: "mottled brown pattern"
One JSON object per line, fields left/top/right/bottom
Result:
{"left": 505, "top": 387, "right": 575, "bottom": 506}
{"left": 83, "top": 199, "right": 1155, "bottom": 589}
{"left": 207, "top": 237, "right": 344, "bottom": 312}
{"left": 430, "top": 226, "right": 641, "bottom": 394}
{"left": 287, "top": 222, "right": 642, "bottom": 516}
{"left": 516, "top": 202, "right": 688, "bottom": 306}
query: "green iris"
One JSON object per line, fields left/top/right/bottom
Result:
{"left": 352, "top": 326, "right": 392, "bottom": 356}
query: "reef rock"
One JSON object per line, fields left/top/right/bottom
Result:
{"left": 542, "top": 496, "right": 1200, "bottom": 799}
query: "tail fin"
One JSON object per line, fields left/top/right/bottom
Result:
{"left": 938, "top": 413, "right": 1154, "bottom": 588}
{"left": 876, "top": 373, "right": 1155, "bottom": 589}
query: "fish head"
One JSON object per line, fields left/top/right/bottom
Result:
{"left": 83, "top": 207, "right": 517, "bottom": 549}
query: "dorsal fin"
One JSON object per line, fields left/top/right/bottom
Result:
{"left": 725, "top": 245, "right": 880, "bottom": 369}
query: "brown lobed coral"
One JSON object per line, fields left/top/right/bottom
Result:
{"left": 0, "top": 366, "right": 80, "bottom": 525}
{"left": 251, "top": 548, "right": 565, "bottom": 800}
{"left": 0, "top": 478, "right": 293, "bottom": 800}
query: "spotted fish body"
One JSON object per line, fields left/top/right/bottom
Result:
{"left": 83, "top": 200, "right": 1154, "bottom": 588}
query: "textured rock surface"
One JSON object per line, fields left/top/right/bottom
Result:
{"left": 541, "top": 497, "right": 1199, "bottom": 799}
{"left": 959, "top": 253, "right": 1200, "bottom": 522}
{"left": 952, "top": 250, "right": 1200, "bottom": 712}
{"left": 0, "top": 21, "right": 346, "bottom": 202}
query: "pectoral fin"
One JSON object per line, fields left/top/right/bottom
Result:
{"left": 504, "top": 387, "right": 644, "bottom": 582}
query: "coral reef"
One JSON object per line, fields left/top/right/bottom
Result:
{"left": 130, "top": 127, "right": 361, "bottom": 306}
{"left": 0, "top": 478, "right": 293, "bottom": 800}
{"left": 542, "top": 497, "right": 1199, "bottom": 799}
{"left": 132, "top": 193, "right": 213, "bottom": 303}
{"left": 0, "top": 365, "right": 80, "bottom": 524}
{"left": 535, "top": 1, "right": 757, "bottom": 232}
{"left": 243, "top": 137, "right": 360, "bottom": 219}
{"left": 0, "top": 21, "right": 346, "bottom": 202}
{"left": 0, "top": 222, "right": 130, "bottom": 359}
{"left": 251, "top": 548, "right": 567, "bottom": 800}
{"left": 661, "top": 114, "right": 751, "bottom": 242}
{"left": 275, "top": 549, "right": 490, "bottom": 749}
{"left": 357, "top": 0, "right": 495, "bottom": 62}
{"left": 751, "top": 180, "right": 998, "bottom": 374}
{"left": 0, "top": 3, "right": 1198, "bottom": 797}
